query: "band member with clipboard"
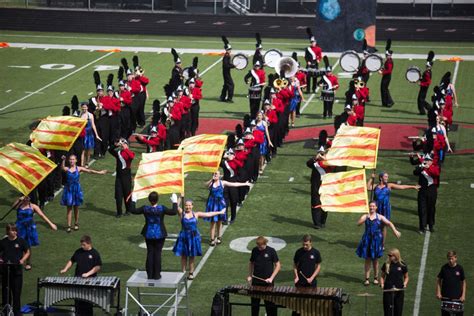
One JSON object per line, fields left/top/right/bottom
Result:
{"left": 220, "top": 35, "right": 236, "bottom": 103}
{"left": 244, "top": 61, "right": 266, "bottom": 119}
{"left": 293, "top": 234, "right": 322, "bottom": 316}
{"left": 247, "top": 236, "right": 281, "bottom": 316}
{"left": 304, "top": 27, "right": 322, "bottom": 94}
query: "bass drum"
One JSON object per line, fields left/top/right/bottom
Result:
{"left": 232, "top": 53, "right": 248, "bottom": 70}
{"left": 366, "top": 54, "right": 383, "bottom": 72}
{"left": 406, "top": 66, "right": 421, "bottom": 83}
{"left": 340, "top": 50, "right": 361, "bottom": 72}
{"left": 263, "top": 49, "right": 283, "bottom": 68}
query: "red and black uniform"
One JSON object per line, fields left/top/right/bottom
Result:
{"left": 109, "top": 145, "right": 135, "bottom": 216}
{"left": 99, "top": 95, "right": 121, "bottom": 155}
{"left": 304, "top": 44, "right": 323, "bottom": 93}
{"left": 418, "top": 68, "right": 432, "bottom": 115}
{"left": 127, "top": 78, "right": 143, "bottom": 132}
{"left": 190, "top": 79, "right": 203, "bottom": 136}
{"left": 244, "top": 68, "right": 266, "bottom": 118}
{"left": 221, "top": 155, "right": 243, "bottom": 223}
{"left": 179, "top": 95, "right": 193, "bottom": 138}
{"left": 136, "top": 75, "right": 149, "bottom": 127}
{"left": 381, "top": 57, "right": 394, "bottom": 107}
{"left": 118, "top": 89, "right": 133, "bottom": 138}
{"left": 306, "top": 158, "right": 334, "bottom": 228}
{"left": 414, "top": 161, "right": 440, "bottom": 232}
{"left": 319, "top": 73, "right": 339, "bottom": 118}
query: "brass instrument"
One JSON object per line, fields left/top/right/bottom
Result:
{"left": 273, "top": 56, "right": 299, "bottom": 89}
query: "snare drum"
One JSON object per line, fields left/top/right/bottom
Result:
{"left": 406, "top": 66, "right": 421, "bottom": 83}
{"left": 441, "top": 300, "right": 464, "bottom": 313}
{"left": 366, "top": 54, "right": 383, "bottom": 72}
{"left": 232, "top": 53, "right": 248, "bottom": 70}
{"left": 340, "top": 50, "right": 361, "bottom": 72}
{"left": 263, "top": 49, "right": 283, "bottom": 68}
{"left": 248, "top": 86, "right": 262, "bottom": 100}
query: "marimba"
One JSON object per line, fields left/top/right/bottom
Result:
{"left": 221, "top": 285, "right": 348, "bottom": 316}
{"left": 37, "top": 276, "right": 120, "bottom": 314}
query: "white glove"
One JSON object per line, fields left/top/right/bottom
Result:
{"left": 131, "top": 194, "right": 137, "bottom": 203}
{"left": 170, "top": 193, "right": 178, "bottom": 204}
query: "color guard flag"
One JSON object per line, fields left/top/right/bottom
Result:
{"left": 319, "top": 169, "right": 369, "bottom": 213}
{"left": 325, "top": 125, "right": 380, "bottom": 169}
{"left": 30, "top": 116, "right": 87, "bottom": 151}
{"left": 132, "top": 150, "right": 184, "bottom": 201}
{"left": 0, "top": 143, "right": 57, "bottom": 196}
{"left": 178, "top": 134, "right": 228, "bottom": 173}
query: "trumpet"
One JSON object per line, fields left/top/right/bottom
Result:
{"left": 273, "top": 78, "right": 288, "bottom": 89}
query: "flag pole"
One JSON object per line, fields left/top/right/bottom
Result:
{"left": 0, "top": 198, "right": 23, "bottom": 222}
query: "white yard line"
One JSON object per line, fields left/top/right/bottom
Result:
{"left": 0, "top": 52, "right": 114, "bottom": 112}
{"left": 412, "top": 60, "right": 461, "bottom": 316}
{"left": 413, "top": 231, "right": 431, "bottom": 316}
{"left": 200, "top": 57, "right": 223, "bottom": 76}
{"left": 6, "top": 42, "right": 474, "bottom": 61}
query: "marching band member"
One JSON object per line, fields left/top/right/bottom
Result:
{"left": 221, "top": 148, "right": 243, "bottom": 224}
{"left": 60, "top": 235, "right": 102, "bottom": 315}
{"left": 247, "top": 236, "right": 281, "bottom": 316}
{"left": 413, "top": 153, "right": 440, "bottom": 233}
{"left": 116, "top": 73, "right": 133, "bottom": 138}
{"left": 100, "top": 77, "right": 121, "bottom": 154}
{"left": 253, "top": 32, "right": 264, "bottom": 66}
{"left": 380, "top": 248, "right": 409, "bottom": 316}
{"left": 417, "top": 51, "right": 434, "bottom": 115}
{"left": 109, "top": 138, "right": 135, "bottom": 218}
{"left": 189, "top": 77, "right": 203, "bottom": 136}
{"left": 355, "top": 40, "right": 370, "bottom": 85}
{"left": 124, "top": 62, "right": 143, "bottom": 134}
{"left": 356, "top": 201, "right": 401, "bottom": 286}
{"left": 292, "top": 52, "right": 307, "bottom": 117}
{"left": 436, "top": 251, "right": 466, "bottom": 316}
{"left": 135, "top": 126, "right": 162, "bottom": 153}
{"left": 439, "top": 71, "right": 458, "bottom": 131}
{"left": 318, "top": 56, "right": 339, "bottom": 119}
{"left": 133, "top": 56, "right": 149, "bottom": 128}
{"left": 304, "top": 28, "right": 322, "bottom": 94}
{"left": 88, "top": 74, "right": 105, "bottom": 159}
{"left": 380, "top": 39, "right": 394, "bottom": 107}
{"left": 166, "top": 48, "right": 183, "bottom": 97}
{"left": 220, "top": 36, "right": 235, "bottom": 103}
{"left": 244, "top": 61, "right": 266, "bottom": 119}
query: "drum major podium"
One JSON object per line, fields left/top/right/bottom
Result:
{"left": 124, "top": 270, "right": 189, "bottom": 316}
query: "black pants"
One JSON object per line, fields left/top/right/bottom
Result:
{"left": 108, "top": 115, "right": 120, "bottom": 145}
{"left": 306, "top": 67, "right": 318, "bottom": 93}
{"left": 130, "top": 96, "right": 140, "bottom": 132}
{"left": 115, "top": 169, "right": 132, "bottom": 215}
{"left": 120, "top": 106, "right": 132, "bottom": 138}
{"left": 312, "top": 207, "right": 328, "bottom": 227}
{"left": 249, "top": 98, "right": 261, "bottom": 119}
{"left": 97, "top": 116, "right": 110, "bottom": 156}
{"left": 1, "top": 268, "right": 22, "bottom": 316}
{"left": 417, "top": 85, "right": 430, "bottom": 114}
{"left": 74, "top": 300, "right": 93, "bottom": 316}
{"left": 224, "top": 186, "right": 239, "bottom": 222}
{"left": 145, "top": 238, "right": 165, "bottom": 279}
{"left": 251, "top": 297, "right": 277, "bottom": 316}
{"left": 417, "top": 186, "right": 437, "bottom": 231}
{"left": 220, "top": 74, "right": 234, "bottom": 101}
{"left": 323, "top": 99, "right": 334, "bottom": 118}
{"left": 383, "top": 291, "right": 404, "bottom": 316}
{"left": 137, "top": 92, "right": 146, "bottom": 127}
{"left": 190, "top": 101, "right": 200, "bottom": 136}
{"left": 381, "top": 75, "right": 394, "bottom": 106}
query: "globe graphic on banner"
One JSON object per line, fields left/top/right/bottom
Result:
{"left": 318, "top": 0, "right": 341, "bottom": 21}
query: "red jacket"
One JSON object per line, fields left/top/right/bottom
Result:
{"left": 170, "top": 105, "right": 182, "bottom": 121}
{"left": 127, "top": 79, "right": 142, "bottom": 95}
{"left": 180, "top": 95, "right": 192, "bottom": 113}
{"left": 141, "top": 136, "right": 161, "bottom": 152}
{"left": 119, "top": 90, "right": 132, "bottom": 106}
{"left": 295, "top": 71, "right": 306, "bottom": 87}
{"left": 420, "top": 70, "right": 432, "bottom": 87}
{"left": 272, "top": 98, "right": 284, "bottom": 114}
{"left": 191, "top": 87, "right": 203, "bottom": 100}
{"left": 235, "top": 150, "right": 249, "bottom": 163}
{"left": 137, "top": 75, "right": 150, "bottom": 92}
{"left": 101, "top": 96, "right": 121, "bottom": 114}
{"left": 253, "top": 130, "right": 264, "bottom": 144}
{"left": 381, "top": 58, "right": 393, "bottom": 75}
{"left": 116, "top": 148, "right": 135, "bottom": 170}
{"left": 266, "top": 109, "right": 278, "bottom": 124}
{"left": 356, "top": 87, "right": 370, "bottom": 105}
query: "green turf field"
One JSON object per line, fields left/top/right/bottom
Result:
{"left": 0, "top": 30, "right": 473, "bottom": 315}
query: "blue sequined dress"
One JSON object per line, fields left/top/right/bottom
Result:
{"left": 83, "top": 118, "right": 95, "bottom": 150}
{"left": 173, "top": 212, "right": 202, "bottom": 257}
{"left": 204, "top": 181, "right": 227, "bottom": 222}
{"left": 374, "top": 185, "right": 392, "bottom": 220}
{"left": 60, "top": 168, "right": 84, "bottom": 206}
{"left": 16, "top": 206, "right": 39, "bottom": 247}
{"left": 356, "top": 213, "right": 384, "bottom": 260}
{"left": 256, "top": 122, "right": 268, "bottom": 156}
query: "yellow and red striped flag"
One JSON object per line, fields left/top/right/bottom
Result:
{"left": 132, "top": 150, "right": 184, "bottom": 201}
{"left": 178, "top": 134, "right": 227, "bottom": 173}
{"left": 325, "top": 125, "right": 380, "bottom": 169}
{"left": 319, "top": 169, "right": 369, "bottom": 213}
{"left": 0, "top": 143, "right": 57, "bottom": 196}
{"left": 30, "top": 116, "right": 87, "bottom": 151}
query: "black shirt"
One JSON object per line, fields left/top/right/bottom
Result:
{"left": 293, "top": 247, "right": 322, "bottom": 287}
{"left": 0, "top": 237, "right": 29, "bottom": 275}
{"left": 438, "top": 263, "right": 465, "bottom": 299}
{"left": 250, "top": 246, "right": 279, "bottom": 286}
{"left": 71, "top": 248, "right": 102, "bottom": 277}
{"left": 382, "top": 261, "right": 408, "bottom": 289}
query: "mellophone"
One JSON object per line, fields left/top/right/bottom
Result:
{"left": 221, "top": 284, "right": 347, "bottom": 316}
{"left": 37, "top": 276, "right": 121, "bottom": 314}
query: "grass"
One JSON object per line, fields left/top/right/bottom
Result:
{"left": 0, "top": 31, "right": 473, "bottom": 315}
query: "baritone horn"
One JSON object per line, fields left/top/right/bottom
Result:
{"left": 273, "top": 57, "right": 299, "bottom": 89}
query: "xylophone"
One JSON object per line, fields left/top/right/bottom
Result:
{"left": 221, "top": 285, "right": 348, "bottom": 316}
{"left": 37, "top": 276, "right": 120, "bottom": 314}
